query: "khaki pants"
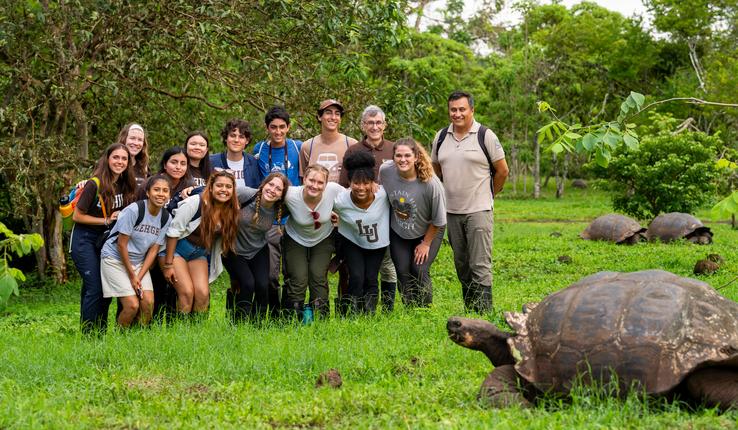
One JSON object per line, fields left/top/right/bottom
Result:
{"left": 446, "top": 210, "right": 493, "bottom": 311}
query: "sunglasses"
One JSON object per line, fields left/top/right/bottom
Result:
{"left": 311, "top": 210, "right": 321, "bottom": 229}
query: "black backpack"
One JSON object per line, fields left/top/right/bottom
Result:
{"left": 434, "top": 125, "right": 497, "bottom": 195}
{"left": 97, "top": 200, "right": 170, "bottom": 249}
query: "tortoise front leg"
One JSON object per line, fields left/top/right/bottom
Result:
{"left": 479, "top": 364, "right": 533, "bottom": 408}
{"left": 685, "top": 367, "right": 738, "bottom": 410}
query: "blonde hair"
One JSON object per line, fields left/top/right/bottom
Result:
{"left": 303, "top": 164, "right": 329, "bottom": 183}
{"left": 394, "top": 138, "right": 434, "bottom": 182}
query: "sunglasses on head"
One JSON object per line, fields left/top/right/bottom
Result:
{"left": 311, "top": 210, "right": 321, "bottom": 229}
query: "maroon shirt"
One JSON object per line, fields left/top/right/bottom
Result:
{"left": 338, "top": 138, "right": 394, "bottom": 187}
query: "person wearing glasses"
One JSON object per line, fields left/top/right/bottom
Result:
{"left": 338, "top": 105, "right": 397, "bottom": 311}
{"left": 282, "top": 164, "right": 343, "bottom": 318}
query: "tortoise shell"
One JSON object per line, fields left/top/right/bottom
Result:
{"left": 646, "top": 212, "right": 712, "bottom": 243}
{"left": 505, "top": 270, "right": 738, "bottom": 395}
{"left": 580, "top": 214, "right": 646, "bottom": 244}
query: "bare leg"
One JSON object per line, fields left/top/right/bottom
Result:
{"left": 686, "top": 367, "right": 738, "bottom": 410}
{"left": 171, "top": 257, "right": 194, "bottom": 313}
{"left": 138, "top": 291, "right": 155, "bottom": 325}
{"left": 479, "top": 364, "right": 533, "bottom": 408}
{"left": 117, "top": 296, "right": 140, "bottom": 327}
{"left": 188, "top": 259, "right": 210, "bottom": 313}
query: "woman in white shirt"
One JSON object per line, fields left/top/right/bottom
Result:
{"left": 333, "top": 152, "right": 389, "bottom": 314}
{"left": 282, "top": 164, "right": 343, "bottom": 318}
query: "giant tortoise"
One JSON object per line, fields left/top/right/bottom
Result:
{"left": 580, "top": 214, "right": 646, "bottom": 245}
{"left": 646, "top": 212, "right": 713, "bottom": 244}
{"left": 447, "top": 270, "right": 738, "bottom": 409}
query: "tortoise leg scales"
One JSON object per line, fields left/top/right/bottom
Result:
{"left": 685, "top": 367, "right": 738, "bottom": 410}
{"left": 479, "top": 364, "right": 533, "bottom": 408}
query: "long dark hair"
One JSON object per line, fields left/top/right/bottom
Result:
{"left": 200, "top": 170, "right": 239, "bottom": 254}
{"left": 185, "top": 130, "right": 211, "bottom": 181}
{"left": 158, "top": 146, "right": 192, "bottom": 194}
{"left": 92, "top": 143, "right": 137, "bottom": 211}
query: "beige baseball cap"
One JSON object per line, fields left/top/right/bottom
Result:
{"left": 318, "top": 99, "right": 344, "bottom": 114}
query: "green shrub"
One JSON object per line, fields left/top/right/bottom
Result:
{"left": 592, "top": 130, "right": 722, "bottom": 219}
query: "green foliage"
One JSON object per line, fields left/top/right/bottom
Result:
{"left": 0, "top": 222, "right": 43, "bottom": 310}
{"left": 537, "top": 92, "right": 645, "bottom": 167}
{"left": 592, "top": 130, "right": 722, "bottom": 219}
{"left": 2, "top": 187, "right": 738, "bottom": 427}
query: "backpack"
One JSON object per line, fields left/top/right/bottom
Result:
{"left": 97, "top": 200, "right": 170, "bottom": 250}
{"left": 59, "top": 177, "right": 101, "bottom": 231}
{"left": 434, "top": 125, "right": 497, "bottom": 195}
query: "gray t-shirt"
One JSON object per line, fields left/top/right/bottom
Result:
{"left": 379, "top": 162, "right": 447, "bottom": 240}
{"left": 235, "top": 187, "right": 276, "bottom": 259}
{"left": 101, "top": 200, "right": 170, "bottom": 265}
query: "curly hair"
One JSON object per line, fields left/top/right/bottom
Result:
{"left": 394, "top": 138, "right": 434, "bottom": 182}
{"left": 220, "top": 118, "right": 251, "bottom": 147}
{"left": 200, "top": 171, "right": 239, "bottom": 254}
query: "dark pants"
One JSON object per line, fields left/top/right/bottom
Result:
{"left": 222, "top": 246, "right": 270, "bottom": 321}
{"left": 341, "top": 236, "right": 386, "bottom": 313}
{"left": 389, "top": 227, "right": 444, "bottom": 308}
{"left": 71, "top": 224, "right": 111, "bottom": 334}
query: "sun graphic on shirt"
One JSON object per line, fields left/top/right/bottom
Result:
{"left": 399, "top": 197, "right": 405, "bottom": 203}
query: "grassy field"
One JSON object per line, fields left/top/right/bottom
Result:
{"left": 2, "top": 184, "right": 738, "bottom": 429}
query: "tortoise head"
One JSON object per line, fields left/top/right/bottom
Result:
{"left": 447, "top": 316, "right": 516, "bottom": 367}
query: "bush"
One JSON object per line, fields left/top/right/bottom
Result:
{"left": 591, "top": 130, "right": 722, "bottom": 219}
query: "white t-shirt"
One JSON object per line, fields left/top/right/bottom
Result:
{"left": 333, "top": 187, "right": 389, "bottom": 249}
{"left": 225, "top": 157, "right": 245, "bottom": 181}
{"left": 284, "top": 182, "right": 344, "bottom": 247}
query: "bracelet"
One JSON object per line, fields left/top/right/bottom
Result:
{"left": 162, "top": 263, "right": 173, "bottom": 269}
{"left": 103, "top": 217, "right": 109, "bottom": 227}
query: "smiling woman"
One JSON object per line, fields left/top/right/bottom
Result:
{"left": 100, "top": 175, "right": 172, "bottom": 327}
{"left": 70, "top": 143, "right": 137, "bottom": 334}
{"left": 223, "top": 173, "right": 289, "bottom": 322}
{"left": 116, "top": 123, "right": 150, "bottom": 186}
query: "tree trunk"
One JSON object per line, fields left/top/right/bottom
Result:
{"left": 555, "top": 153, "right": 569, "bottom": 199}
{"left": 47, "top": 201, "right": 67, "bottom": 283}
{"left": 510, "top": 144, "right": 517, "bottom": 194}
{"left": 533, "top": 133, "right": 540, "bottom": 198}
{"left": 69, "top": 100, "right": 88, "bottom": 160}
{"left": 32, "top": 204, "right": 47, "bottom": 281}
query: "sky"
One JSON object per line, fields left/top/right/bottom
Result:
{"left": 420, "top": 0, "right": 650, "bottom": 29}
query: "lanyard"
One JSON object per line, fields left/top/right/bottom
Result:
{"left": 268, "top": 140, "right": 289, "bottom": 172}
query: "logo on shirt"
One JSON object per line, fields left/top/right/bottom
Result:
{"left": 390, "top": 191, "right": 416, "bottom": 232}
{"left": 356, "top": 220, "right": 379, "bottom": 243}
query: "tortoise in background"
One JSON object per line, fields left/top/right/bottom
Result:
{"left": 580, "top": 214, "right": 646, "bottom": 245}
{"left": 447, "top": 270, "right": 738, "bottom": 409}
{"left": 646, "top": 212, "right": 713, "bottom": 244}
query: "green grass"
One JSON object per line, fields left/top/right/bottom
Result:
{"left": 2, "top": 184, "right": 738, "bottom": 429}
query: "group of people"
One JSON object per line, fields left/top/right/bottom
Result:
{"left": 69, "top": 91, "right": 509, "bottom": 333}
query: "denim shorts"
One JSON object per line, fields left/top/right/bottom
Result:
{"left": 173, "top": 238, "right": 208, "bottom": 262}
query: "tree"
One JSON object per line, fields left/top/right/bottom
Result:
{"left": 0, "top": 0, "right": 408, "bottom": 282}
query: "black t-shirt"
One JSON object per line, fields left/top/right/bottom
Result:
{"left": 189, "top": 165, "right": 207, "bottom": 188}
{"left": 76, "top": 179, "right": 125, "bottom": 232}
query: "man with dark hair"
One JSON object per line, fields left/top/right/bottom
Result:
{"left": 299, "top": 99, "right": 358, "bottom": 183}
{"left": 252, "top": 106, "right": 303, "bottom": 316}
{"left": 210, "top": 118, "right": 260, "bottom": 188}
{"left": 431, "top": 91, "right": 509, "bottom": 313}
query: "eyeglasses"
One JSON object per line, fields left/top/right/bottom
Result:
{"left": 311, "top": 211, "right": 321, "bottom": 229}
{"left": 363, "top": 120, "right": 385, "bottom": 127}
